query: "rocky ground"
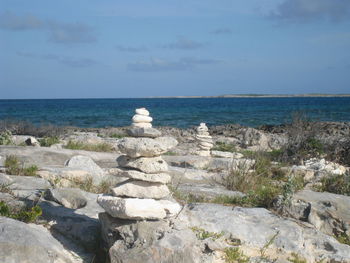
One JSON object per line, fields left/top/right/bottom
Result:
{"left": 0, "top": 122, "right": 349, "bottom": 263}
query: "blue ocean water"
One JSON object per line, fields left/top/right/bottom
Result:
{"left": 0, "top": 97, "right": 349, "bottom": 128}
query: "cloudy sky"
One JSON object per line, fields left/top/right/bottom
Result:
{"left": 1, "top": 0, "right": 349, "bottom": 99}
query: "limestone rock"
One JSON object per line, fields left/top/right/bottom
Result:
{"left": 65, "top": 155, "right": 104, "bottom": 176}
{"left": 97, "top": 195, "right": 181, "bottom": 220}
{"left": 132, "top": 114, "right": 153, "bottom": 123}
{"left": 111, "top": 180, "right": 170, "bottom": 199}
{"left": 131, "top": 122, "right": 152, "bottom": 128}
{"left": 121, "top": 170, "right": 171, "bottom": 184}
{"left": 117, "top": 155, "right": 168, "bottom": 173}
{"left": 135, "top": 107, "right": 150, "bottom": 116}
{"left": 44, "top": 188, "right": 88, "bottom": 209}
{"left": 118, "top": 137, "right": 178, "bottom": 158}
{"left": 0, "top": 216, "right": 83, "bottom": 263}
{"left": 25, "top": 136, "right": 40, "bottom": 147}
{"left": 127, "top": 127, "right": 162, "bottom": 138}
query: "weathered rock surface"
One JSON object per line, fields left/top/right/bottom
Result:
{"left": 99, "top": 213, "right": 205, "bottom": 263}
{"left": 178, "top": 203, "right": 350, "bottom": 262}
{"left": 211, "top": 150, "right": 244, "bottom": 159}
{"left": 0, "top": 146, "right": 118, "bottom": 168}
{"left": 65, "top": 155, "right": 104, "bottom": 175}
{"left": 117, "top": 155, "right": 168, "bottom": 173}
{"left": 44, "top": 188, "right": 88, "bottom": 209}
{"left": 118, "top": 137, "right": 178, "bottom": 158}
{"left": 281, "top": 190, "right": 350, "bottom": 237}
{"left": 39, "top": 190, "right": 103, "bottom": 251}
{"left": 126, "top": 127, "right": 161, "bottom": 138}
{"left": 111, "top": 180, "right": 170, "bottom": 199}
{"left": 0, "top": 216, "right": 83, "bottom": 263}
{"left": 121, "top": 170, "right": 171, "bottom": 184}
{"left": 97, "top": 195, "right": 181, "bottom": 220}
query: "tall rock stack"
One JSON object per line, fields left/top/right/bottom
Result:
{"left": 97, "top": 108, "right": 181, "bottom": 220}
{"left": 195, "top": 123, "right": 213, "bottom": 157}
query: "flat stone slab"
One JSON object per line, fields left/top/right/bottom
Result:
{"left": 118, "top": 137, "right": 178, "bottom": 158}
{"left": 45, "top": 188, "right": 88, "bottom": 209}
{"left": 117, "top": 155, "right": 168, "bottom": 173}
{"left": 127, "top": 127, "right": 162, "bottom": 138}
{"left": 121, "top": 170, "right": 171, "bottom": 184}
{"left": 112, "top": 180, "right": 170, "bottom": 199}
{"left": 97, "top": 195, "right": 181, "bottom": 220}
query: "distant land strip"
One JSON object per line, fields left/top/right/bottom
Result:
{"left": 146, "top": 94, "right": 350, "bottom": 98}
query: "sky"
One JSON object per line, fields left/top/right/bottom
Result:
{"left": 0, "top": 0, "right": 350, "bottom": 99}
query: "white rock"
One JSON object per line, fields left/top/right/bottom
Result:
{"left": 131, "top": 122, "right": 152, "bottom": 128}
{"left": 117, "top": 155, "right": 168, "bottom": 173}
{"left": 25, "top": 136, "right": 40, "bottom": 147}
{"left": 65, "top": 155, "right": 104, "bottom": 176}
{"left": 132, "top": 114, "right": 153, "bottom": 123}
{"left": 118, "top": 137, "right": 178, "bottom": 158}
{"left": 97, "top": 195, "right": 181, "bottom": 220}
{"left": 197, "top": 151, "right": 211, "bottom": 157}
{"left": 122, "top": 170, "right": 171, "bottom": 184}
{"left": 199, "top": 142, "right": 214, "bottom": 148}
{"left": 127, "top": 127, "right": 161, "bottom": 138}
{"left": 135, "top": 108, "right": 150, "bottom": 116}
{"left": 211, "top": 151, "right": 234, "bottom": 158}
{"left": 112, "top": 180, "right": 170, "bottom": 199}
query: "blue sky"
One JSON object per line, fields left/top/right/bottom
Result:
{"left": 0, "top": 0, "right": 349, "bottom": 99}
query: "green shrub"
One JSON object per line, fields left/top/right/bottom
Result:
{"left": 0, "top": 201, "right": 42, "bottom": 223}
{"left": 4, "top": 155, "right": 38, "bottom": 177}
{"left": 212, "top": 142, "right": 236, "bottom": 153}
{"left": 0, "top": 130, "right": 13, "bottom": 145}
{"left": 335, "top": 232, "right": 350, "bottom": 246}
{"left": 109, "top": 133, "right": 126, "bottom": 139}
{"left": 38, "top": 136, "right": 60, "bottom": 147}
{"left": 316, "top": 174, "right": 350, "bottom": 196}
{"left": 191, "top": 227, "right": 224, "bottom": 240}
{"left": 4, "top": 155, "right": 21, "bottom": 175}
{"left": 64, "top": 140, "right": 114, "bottom": 152}
{"left": 224, "top": 247, "right": 250, "bottom": 263}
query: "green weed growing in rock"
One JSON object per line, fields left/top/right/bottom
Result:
{"left": 316, "top": 173, "right": 350, "bottom": 196}
{"left": 212, "top": 142, "right": 236, "bottom": 153}
{"left": 224, "top": 247, "right": 250, "bottom": 263}
{"left": 335, "top": 232, "right": 350, "bottom": 246}
{"left": 191, "top": 227, "right": 224, "bottom": 240}
{"left": 0, "top": 130, "right": 13, "bottom": 145}
{"left": 65, "top": 140, "right": 114, "bottom": 152}
{"left": 4, "top": 155, "right": 39, "bottom": 177}
{"left": 38, "top": 136, "right": 60, "bottom": 147}
{"left": 109, "top": 133, "right": 127, "bottom": 139}
{"left": 287, "top": 253, "right": 307, "bottom": 263}
{"left": 0, "top": 201, "right": 42, "bottom": 223}
{"left": 0, "top": 183, "right": 13, "bottom": 194}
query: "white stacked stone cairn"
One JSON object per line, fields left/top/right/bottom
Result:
{"left": 97, "top": 108, "right": 181, "bottom": 220}
{"left": 195, "top": 123, "right": 213, "bottom": 156}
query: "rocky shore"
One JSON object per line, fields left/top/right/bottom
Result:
{"left": 0, "top": 116, "right": 349, "bottom": 263}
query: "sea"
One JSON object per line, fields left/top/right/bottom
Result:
{"left": 0, "top": 97, "right": 349, "bottom": 128}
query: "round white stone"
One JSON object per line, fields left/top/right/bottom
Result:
{"left": 135, "top": 108, "right": 149, "bottom": 116}
{"left": 132, "top": 114, "right": 153, "bottom": 123}
{"left": 131, "top": 122, "right": 152, "bottom": 128}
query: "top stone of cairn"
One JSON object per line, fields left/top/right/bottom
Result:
{"left": 131, "top": 107, "right": 153, "bottom": 128}
{"left": 128, "top": 108, "right": 162, "bottom": 138}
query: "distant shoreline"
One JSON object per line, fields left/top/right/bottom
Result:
{"left": 1, "top": 94, "right": 350, "bottom": 100}
{"left": 146, "top": 94, "right": 350, "bottom": 99}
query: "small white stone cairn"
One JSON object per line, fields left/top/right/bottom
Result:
{"left": 97, "top": 108, "right": 181, "bottom": 220}
{"left": 195, "top": 123, "right": 213, "bottom": 157}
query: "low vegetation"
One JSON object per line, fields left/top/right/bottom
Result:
{"left": 212, "top": 142, "right": 236, "bottom": 152}
{"left": 0, "top": 201, "right": 42, "bottom": 223}
{"left": 0, "top": 130, "right": 13, "bottom": 145}
{"left": 38, "top": 136, "right": 60, "bottom": 147}
{"left": 335, "top": 232, "right": 350, "bottom": 246}
{"left": 224, "top": 247, "right": 250, "bottom": 263}
{"left": 315, "top": 173, "right": 350, "bottom": 196}
{"left": 4, "top": 155, "right": 39, "bottom": 177}
{"left": 70, "top": 177, "right": 113, "bottom": 194}
{"left": 191, "top": 227, "right": 224, "bottom": 240}
{"left": 64, "top": 140, "right": 114, "bottom": 152}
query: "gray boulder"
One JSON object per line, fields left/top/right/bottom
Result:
{"left": 65, "top": 155, "right": 104, "bottom": 176}
{"left": 281, "top": 190, "right": 350, "bottom": 237}
{"left": 99, "top": 213, "right": 205, "bottom": 263}
{"left": 126, "top": 127, "right": 162, "bottom": 138}
{"left": 0, "top": 216, "right": 83, "bottom": 263}
{"left": 44, "top": 188, "right": 87, "bottom": 209}
{"left": 177, "top": 203, "right": 350, "bottom": 262}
